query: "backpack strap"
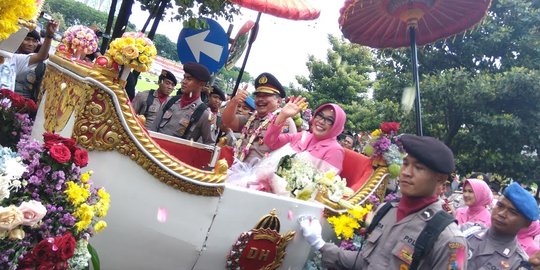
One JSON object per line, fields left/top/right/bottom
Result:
{"left": 144, "top": 90, "right": 155, "bottom": 115}
{"left": 181, "top": 103, "right": 208, "bottom": 139}
{"left": 409, "top": 210, "right": 456, "bottom": 270}
{"left": 162, "top": 95, "right": 181, "bottom": 113}
{"left": 366, "top": 201, "right": 394, "bottom": 235}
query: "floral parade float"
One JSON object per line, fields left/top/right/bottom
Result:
{"left": 2, "top": 3, "right": 396, "bottom": 270}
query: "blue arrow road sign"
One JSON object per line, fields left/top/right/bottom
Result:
{"left": 177, "top": 18, "right": 229, "bottom": 73}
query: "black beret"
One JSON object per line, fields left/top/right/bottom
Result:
{"left": 26, "top": 30, "right": 41, "bottom": 41}
{"left": 183, "top": 62, "right": 210, "bottom": 82}
{"left": 254, "top": 72, "right": 285, "bottom": 98}
{"left": 159, "top": 69, "right": 177, "bottom": 85}
{"left": 400, "top": 134, "right": 455, "bottom": 174}
{"left": 209, "top": 85, "right": 226, "bottom": 101}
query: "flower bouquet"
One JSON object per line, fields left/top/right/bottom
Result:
{"left": 61, "top": 25, "right": 99, "bottom": 59}
{"left": 362, "top": 122, "right": 404, "bottom": 178}
{"left": 0, "top": 133, "right": 110, "bottom": 270}
{"left": 275, "top": 152, "right": 353, "bottom": 202}
{"left": 105, "top": 32, "right": 157, "bottom": 78}
{"left": 0, "top": 89, "right": 37, "bottom": 149}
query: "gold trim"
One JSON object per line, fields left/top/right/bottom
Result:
{"left": 43, "top": 55, "right": 227, "bottom": 196}
{"left": 321, "top": 166, "right": 389, "bottom": 215}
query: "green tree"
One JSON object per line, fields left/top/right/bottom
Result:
{"left": 371, "top": 0, "right": 540, "bottom": 181}
{"left": 153, "top": 34, "right": 178, "bottom": 60}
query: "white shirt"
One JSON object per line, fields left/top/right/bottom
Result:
{"left": 0, "top": 53, "right": 34, "bottom": 91}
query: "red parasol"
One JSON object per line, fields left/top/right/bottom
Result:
{"left": 339, "top": 0, "right": 491, "bottom": 135}
{"left": 228, "top": 0, "right": 320, "bottom": 95}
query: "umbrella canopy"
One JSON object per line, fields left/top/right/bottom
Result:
{"left": 230, "top": 0, "right": 320, "bottom": 20}
{"left": 339, "top": 0, "right": 491, "bottom": 48}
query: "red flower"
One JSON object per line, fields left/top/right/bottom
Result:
{"left": 25, "top": 98, "right": 38, "bottom": 113}
{"left": 37, "top": 262, "right": 56, "bottom": 270}
{"left": 43, "top": 132, "right": 77, "bottom": 152}
{"left": 56, "top": 233, "right": 76, "bottom": 261}
{"left": 0, "top": 89, "right": 14, "bottom": 98}
{"left": 380, "top": 122, "right": 400, "bottom": 134}
{"left": 49, "top": 144, "right": 72, "bottom": 163}
{"left": 73, "top": 148, "right": 89, "bottom": 167}
{"left": 10, "top": 92, "right": 26, "bottom": 109}
{"left": 17, "top": 252, "right": 35, "bottom": 267}
{"left": 32, "top": 238, "right": 58, "bottom": 264}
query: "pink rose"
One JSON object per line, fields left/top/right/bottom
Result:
{"left": 18, "top": 200, "right": 47, "bottom": 226}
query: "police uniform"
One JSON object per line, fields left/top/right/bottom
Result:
{"left": 308, "top": 135, "right": 467, "bottom": 270}
{"left": 154, "top": 97, "right": 214, "bottom": 144}
{"left": 466, "top": 228, "right": 529, "bottom": 270}
{"left": 320, "top": 200, "right": 467, "bottom": 270}
{"left": 466, "top": 182, "right": 538, "bottom": 270}
{"left": 234, "top": 73, "right": 296, "bottom": 163}
{"left": 153, "top": 63, "right": 214, "bottom": 144}
{"left": 131, "top": 91, "right": 171, "bottom": 131}
{"left": 131, "top": 70, "right": 177, "bottom": 131}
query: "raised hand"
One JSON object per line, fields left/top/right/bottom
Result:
{"left": 280, "top": 96, "right": 307, "bottom": 118}
{"left": 231, "top": 84, "right": 249, "bottom": 106}
{"left": 298, "top": 215, "right": 325, "bottom": 250}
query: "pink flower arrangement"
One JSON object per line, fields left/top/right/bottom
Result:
{"left": 61, "top": 25, "right": 98, "bottom": 55}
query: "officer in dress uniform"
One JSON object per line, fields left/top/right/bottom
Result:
{"left": 222, "top": 72, "right": 296, "bottom": 164}
{"left": 299, "top": 134, "right": 467, "bottom": 270}
{"left": 154, "top": 62, "right": 214, "bottom": 144}
{"left": 131, "top": 69, "right": 176, "bottom": 130}
{"left": 206, "top": 85, "right": 226, "bottom": 140}
{"left": 465, "top": 182, "right": 537, "bottom": 270}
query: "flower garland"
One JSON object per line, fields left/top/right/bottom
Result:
{"left": 61, "top": 25, "right": 99, "bottom": 55}
{"left": 234, "top": 110, "right": 279, "bottom": 161}
{"left": 0, "top": 0, "right": 37, "bottom": 41}
{"left": 105, "top": 32, "right": 157, "bottom": 73}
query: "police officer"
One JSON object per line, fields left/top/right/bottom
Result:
{"left": 222, "top": 72, "right": 296, "bottom": 163}
{"left": 206, "top": 85, "right": 226, "bottom": 140}
{"left": 299, "top": 134, "right": 467, "bottom": 270}
{"left": 131, "top": 69, "right": 176, "bottom": 130}
{"left": 466, "top": 182, "right": 537, "bottom": 270}
{"left": 154, "top": 62, "right": 214, "bottom": 144}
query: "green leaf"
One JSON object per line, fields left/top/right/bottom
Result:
{"left": 88, "top": 243, "right": 101, "bottom": 270}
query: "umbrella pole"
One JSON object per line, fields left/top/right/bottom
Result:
{"left": 409, "top": 27, "right": 423, "bottom": 136}
{"left": 232, "top": 12, "right": 262, "bottom": 96}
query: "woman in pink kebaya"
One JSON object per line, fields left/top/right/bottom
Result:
{"left": 455, "top": 178, "right": 493, "bottom": 226}
{"left": 264, "top": 97, "right": 346, "bottom": 173}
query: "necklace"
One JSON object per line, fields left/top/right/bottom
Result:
{"left": 234, "top": 110, "right": 280, "bottom": 161}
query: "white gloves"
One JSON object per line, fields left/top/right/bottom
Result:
{"left": 298, "top": 216, "right": 325, "bottom": 250}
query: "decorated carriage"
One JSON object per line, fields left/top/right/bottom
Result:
{"left": 1, "top": 7, "right": 393, "bottom": 270}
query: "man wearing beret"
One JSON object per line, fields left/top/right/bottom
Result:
{"left": 154, "top": 62, "right": 215, "bottom": 144}
{"left": 299, "top": 134, "right": 467, "bottom": 270}
{"left": 206, "top": 85, "right": 226, "bottom": 140}
{"left": 464, "top": 182, "right": 536, "bottom": 270}
{"left": 131, "top": 69, "right": 177, "bottom": 130}
{"left": 222, "top": 72, "right": 296, "bottom": 164}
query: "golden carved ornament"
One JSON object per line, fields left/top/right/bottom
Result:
{"left": 43, "top": 56, "right": 227, "bottom": 196}
{"left": 320, "top": 166, "right": 390, "bottom": 215}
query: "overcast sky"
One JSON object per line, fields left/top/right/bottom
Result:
{"left": 129, "top": 0, "right": 346, "bottom": 86}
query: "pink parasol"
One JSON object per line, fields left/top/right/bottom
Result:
{"left": 339, "top": 0, "right": 491, "bottom": 135}
{"left": 228, "top": 0, "right": 321, "bottom": 95}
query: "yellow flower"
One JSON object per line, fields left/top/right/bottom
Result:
{"left": 139, "top": 55, "right": 150, "bottom": 64}
{"left": 73, "top": 203, "right": 95, "bottom": 232}
{"left": 64, "top": 181, "right": 90, "bottom": 206}
{"left": 328, "top": 214, "right": 359, "bottom": 240}
{"left": 80, "top": 171, "right": 92, "bottom": 183}
{"left": 0, "top": 0, "right": 38, "bottom": 41}
{"left": 94, "top": 220, "right": 107, "bottom": 233}
{"left": 370, "top": 129, "right": 382, "bottom": 138}
{"left": 296, "top": 188, "right": 313, "bottom": 201}
{"left": 122, "top": 45, "right": 139, "bottom": 59}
